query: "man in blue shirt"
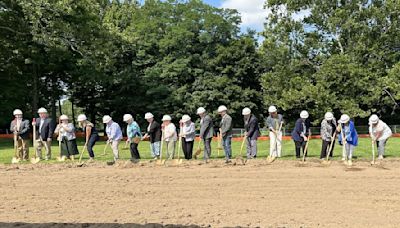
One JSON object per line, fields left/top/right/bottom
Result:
{"left": 123, "top": 114, "right": 142, "bottom": 161}
{"left": 103, "top": 115, "right": 123, "bottom": 161}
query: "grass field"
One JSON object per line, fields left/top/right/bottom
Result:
{"left": 0, "top": 137, "right": 399, "bottom": 164}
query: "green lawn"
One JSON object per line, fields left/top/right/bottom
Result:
{"left": 0, "top": 137, "right": 399, "bottom": 164}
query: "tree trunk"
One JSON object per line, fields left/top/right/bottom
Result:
{"left": 58, "top": 99, "right": 62, "bottom": 116}
{"left": 71, "top": 98, "right": 76, "bottom": 126}
{"left": 32, "top": 64, "right": 38, "bottom": 116}
{"left": 50, "top": 76, "right": 57, "bottom": 121}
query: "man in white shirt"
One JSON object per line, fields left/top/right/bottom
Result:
{"left": 369, "top": 114, "right": 392, "bottom": 160}
{"left": 162, "top": 115, "right": 177, "bottom": 159}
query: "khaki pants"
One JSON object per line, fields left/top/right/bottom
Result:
{"left": 269, "top": 131, "right": 282, "bottom": 157}
{"left": 16, "top": 137, "right": 29, "bottom": 160}
{"left": 36, "top": 139, "right": 52, "bottom": 159}
{"left": 165, "top": 140, "right": 176, "bottom": 159}
{"left": 111, "top": 140, "right": 121, "bottom": 161}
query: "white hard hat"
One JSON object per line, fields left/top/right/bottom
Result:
{"left": 300, "top": 110, "right": 309, "bottom": 119}
{"left": 123, "top": 114, "right": 133, "bottom": 122}
{"left": 217, "top": 105, "right": 227, "bottom": 113}
{"left": 242, "top": 107, "right": 251, "bottom": 115}
{"left": 369, "top": 114, "right": 379, "bottom": 124}
{"left": 77, "top": 114, "right": 87, "bottom": 122}
{"left": 268, "top": 106, "right": 277, "bottom": 113}
{"left": 162, "top": 115, "right": 172, "bottom": 121}
{"left": 102, "top": 115, "right": 112, "bottom": 124}
{"left": 59, "top": 114, "right": 68, "bottom": 121}
{"left": 13, "top": 109, "right": 23, "bottom": 115}
{"left": 197, "top": 107, "right": 206, "bottom": 114}
{"left": 324, "top": 112, "right": 334, "bottom": 121}
{"left": 144, "top": 112, "right": 154, "bottom": 119}
{"left": 37, "top": 107, "right": 48, "bottom": 113}
{"left": 181, "top": 114, "right": 191, "bottom": 123}
{"left": 339, "top": 114, "right": 350, "bottom": 124}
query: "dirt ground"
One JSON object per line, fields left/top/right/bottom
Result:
{"left": 1, "top": 158, "right": 400, "bottom": 228}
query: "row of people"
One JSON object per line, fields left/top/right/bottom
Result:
{"left": 10, "top": 106, "right": 393, "bottom": 163}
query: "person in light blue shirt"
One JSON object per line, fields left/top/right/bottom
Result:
{"left": 123, "top": 114, "right": 142, "bottom": 160}
{"left": 103, "top": 115, "right": 123, "bottom": 161}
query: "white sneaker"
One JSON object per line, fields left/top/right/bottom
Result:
{"left": 341, "top": 157, "right": 346, "bottom": 161}
{"left": 378, "top": 155, "right": 383, "bottom": 160}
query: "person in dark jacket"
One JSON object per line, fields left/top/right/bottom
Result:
{"left": 291, "top": 110, "right": 311, "bottom": 159}
{"left": 10, "top": 109, "right": 30, "bottom": 160}
{"left": 218, "top": 105, "right": 233, "bottom": 163}
{"left": 197, "top": 107, "right": 214, "bottom": 161}
{"left": 77, "top": 114, "right": 99, "bottom": 161}
{"left": 242, "top": 107, "right": 260, "bottom": 159}
{"left": 34, "top": 107, "right": 55, "bottom": 160}
{"left": 142, "top": 112, "right": 162, "bottom": 160}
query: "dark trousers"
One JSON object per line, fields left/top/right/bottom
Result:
{"left": 87, "top": 134, "right": 99, "bottom": 158}
{"left": 182, "top": 139, "right": 194, "bottom": 159}
{"left": 320, "top": 140, "right": 335, "bottom": 159}
{"left": 204, "top": 138, "right": 212, "bottom": 160}
{"left": 130, "top": 143, "right": 140, "bottom": 159}
{"left": 294, "top": 140, "right": 306, "bottom": 158}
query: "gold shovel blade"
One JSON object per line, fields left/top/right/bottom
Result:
{"left": 11, "top": 157, "right": 20, "bottom": 164}
{"left": 30, "top": 157, "right": 40, "bottom": 164}
{"left": 156, "top": 159, "right": 165, "bottom": 165}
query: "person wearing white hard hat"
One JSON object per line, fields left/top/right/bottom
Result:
{"left": 197, "top": 107, "right": 214, "bottom": 161}
{"left": 161, "top": 115, "right": 177, "bottom": 159}
{"left": 265, "top": 106, "right": 284, "bottom": 158}
{"left": 34, "top": 107, "right": 55, "bottom": 160}
{"left": 337, "top": 114, "right": 358, "bottom": 165}
{"left": 123, "top": 114, "right": 142, "bottom": 160}
{"left": 10, "top": 109, "right": 30, "bottom": 160}
{"left": 180, "top": 114, "right": 195, "bottom": 159}
{"left": 55, "top": 115, "right": 79, "bottom": 160}
{"left": 103, "top": 115, "right": 123, "bottom": 161}
{"left": 218, "top": 105, "right": 232, "bottom": 163}
{"left": 142, "top": 112, "right": 162, "bottom": 159}
{"left": 77, "top": 114, "right": 99, "bottom": 161}
{"left": 291, "top": 110, "right": 311, "bottom": 159}
{"left": 242, "top": 107, "right": 260, "bottom": 159}
{"left": 320, "top": 112, "right": 337, "bottom": 159}
{"left": 369, "top": 114, "right": 392, "bottom": 160}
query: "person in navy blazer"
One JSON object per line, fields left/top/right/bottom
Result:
{"left": 291, "top": 110, "right": 311, "bottom": 159}
{"left": 243, "top": 107, "right": 260, "bottom": 159}
{"left": 34, "top": 107, "right": 55, "bottom": 160}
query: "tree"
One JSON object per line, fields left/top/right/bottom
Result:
{"left": 260, "top": 0, "right": 400, "bottom": 124}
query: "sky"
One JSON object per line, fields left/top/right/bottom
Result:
{"left": 137, "top": 0, "right": 270, "bottom": 34}
{"left": 137, "top": 0, "right": 312, "bottom": 41}
{"left": 204, "top": 0, "right": 268, "bottom": 33}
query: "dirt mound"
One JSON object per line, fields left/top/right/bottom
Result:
{"left": 1, "top": 159, "right": 400, "bottom": 227}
